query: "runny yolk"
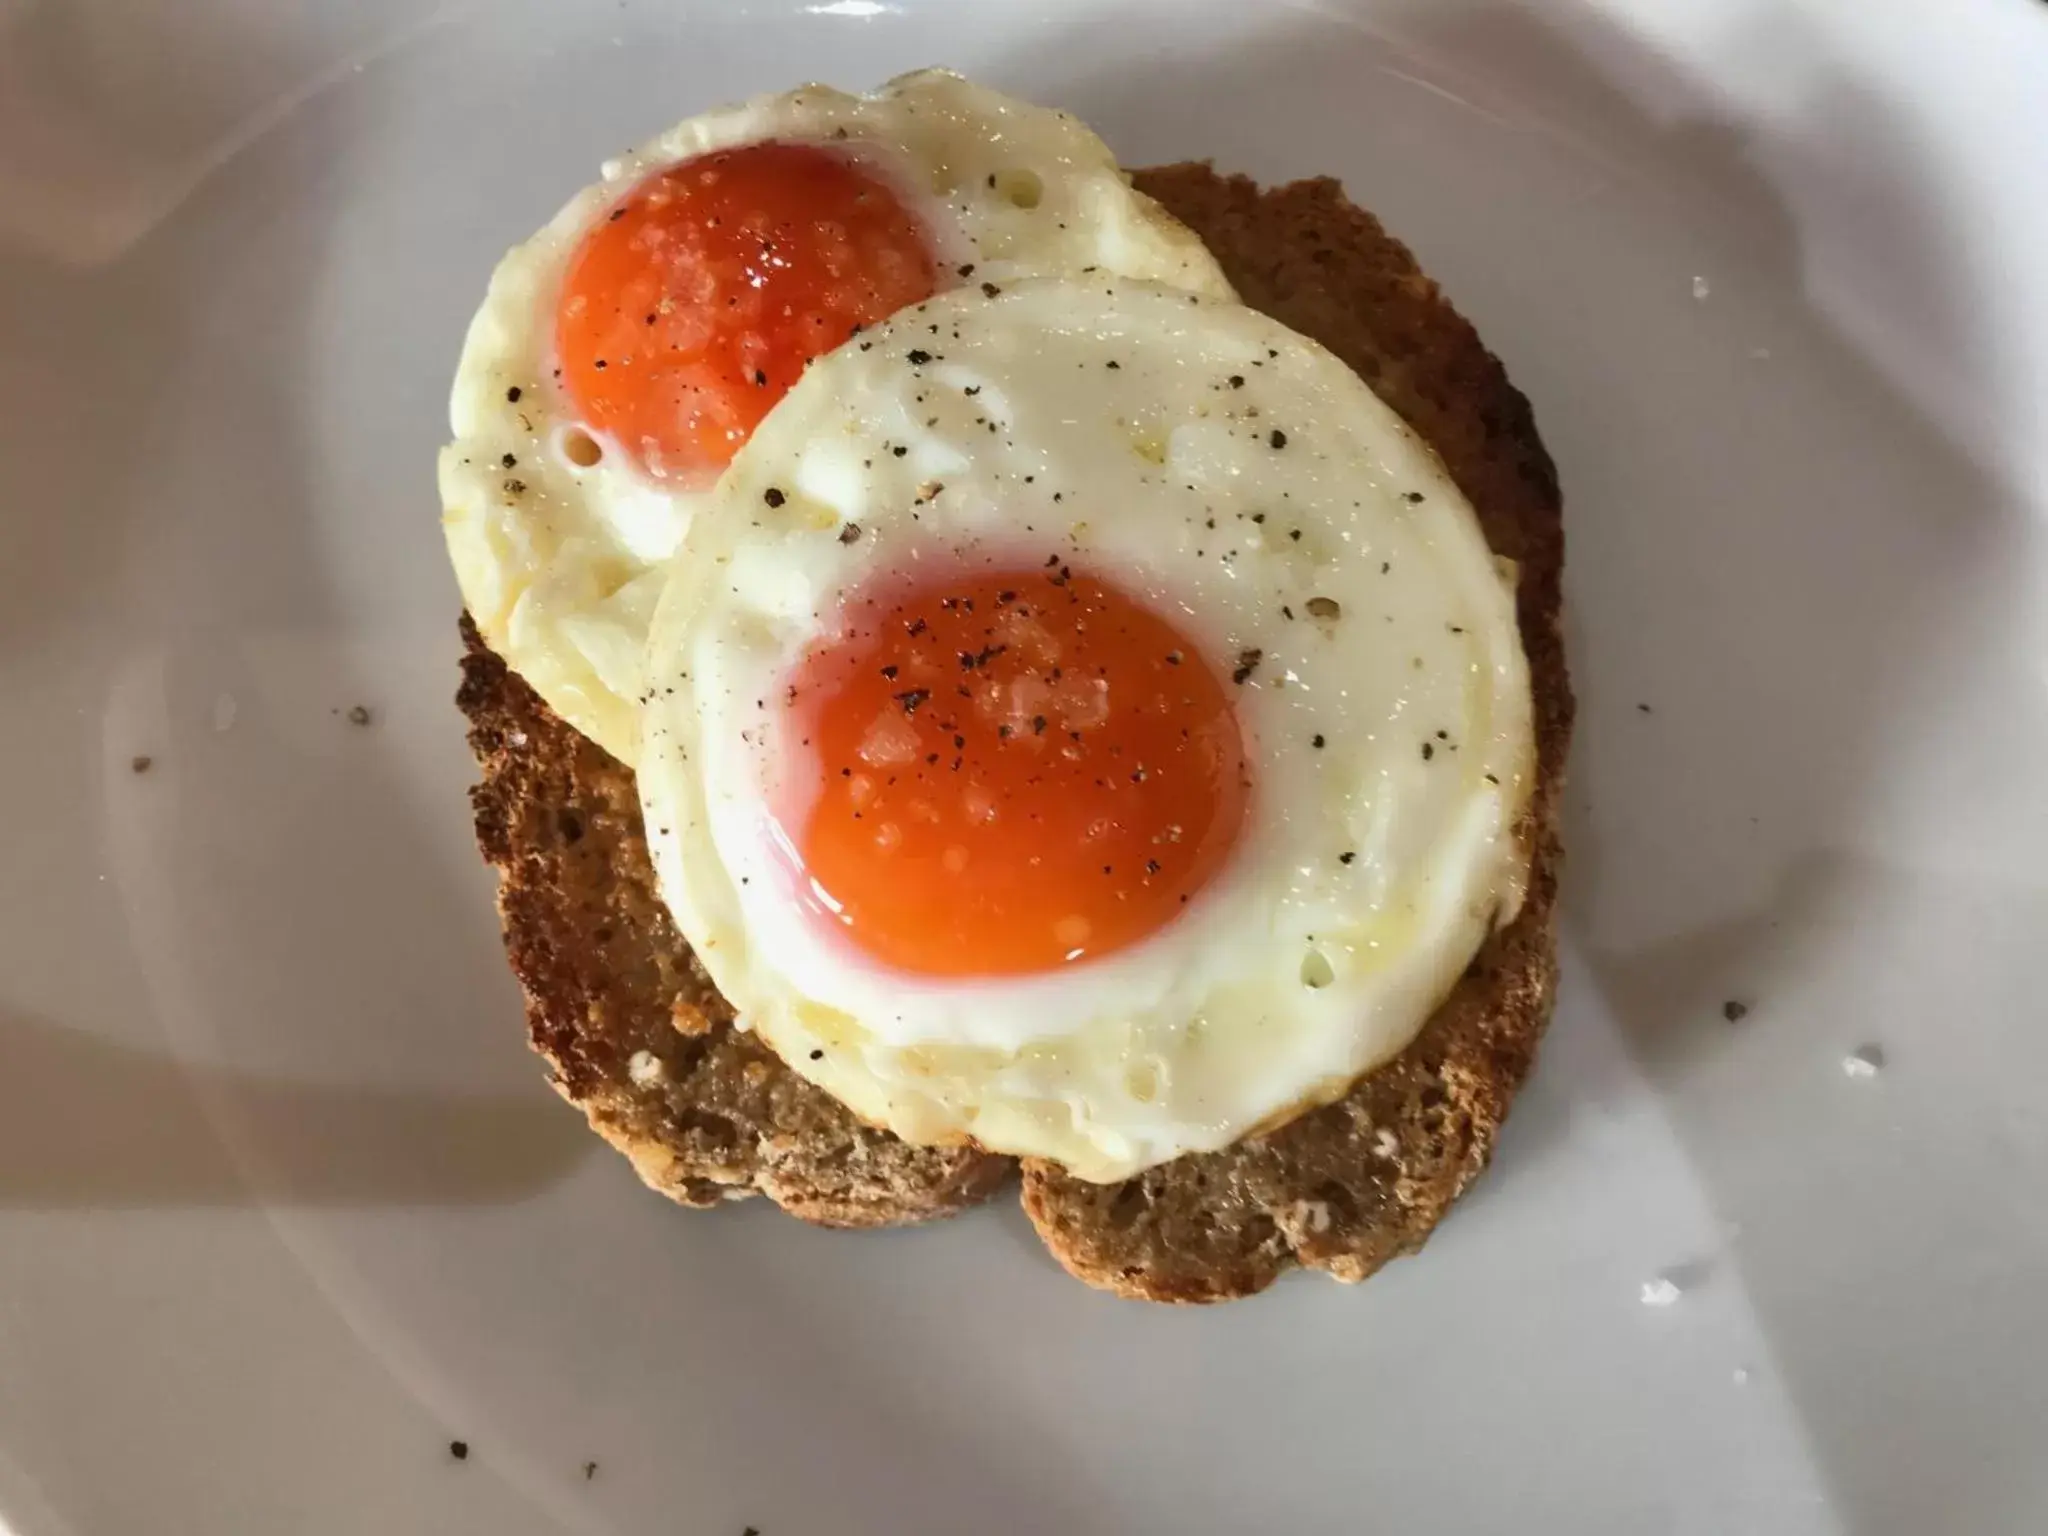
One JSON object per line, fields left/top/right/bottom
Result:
{"left": 556, "top": 141, "right": 938, "bottom": 481}
{"left": 787, "top": 567, "right": 1252, "bottom": 977}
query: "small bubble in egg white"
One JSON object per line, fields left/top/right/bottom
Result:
{"left": 1842, "top": 1043, "right": 1886, "bottom": 1078}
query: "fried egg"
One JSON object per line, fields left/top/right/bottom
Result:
{"left": 440, "top": 68, "right": 1233, "bottom": 763}
{"left": 637, "top": 278, "right": 1536, "bottom": 1182}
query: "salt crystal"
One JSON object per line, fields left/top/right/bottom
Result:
{"left": 1640, "top": 1276, "right": 1682, "bottom": 1307}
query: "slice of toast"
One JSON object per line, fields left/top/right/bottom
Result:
{"left": 1014, "top": 167, "right": 1571, "bottom": 1300}
{"left": 459, "top": 623, "right": 1014, "bottom": 1225}
{"left": 454, "top": 164, "right": 1568, "bottom": 1283}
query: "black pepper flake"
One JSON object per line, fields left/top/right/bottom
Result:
{"left": 500, "top": 452, "right": 517, "bottom": 469}
{"left": 131, "top": 754, "right": 152, "bottom": 773}
{"left": 981, "top": 281, "right": 1000, "bottom": 298}
{"left": 1106, "top": 359, "right": 1121, "bottom": 370}
{"left": 957, "top": 262, "right": 976, "bottom": 277}
{"left": 907, "top": 348, "right": 932, "bottom": 365}
{"left": 1312, "top": 733, "right": 1326, "bottom": 748}
{"left": 583, "top": 1461, "right": 598, "bottom": 1481}
{"left": 1231, "top": 649, "right": 1263, "bottom": 685}
{"left": 449, "top": 1441, "right": 470, "bottom": 1461}
{"left": 1165, "top": 650, "right": 1182, "bottom": 666}
{"left": 880, "top": 665, "right": 898, "bottom": 679}
{"left": 1722, "top": 999, "right": 1750, "bottom": 1023}
{"left": 1032, "top": 715, "right": 1047, "bottom": 734}
{"left": 763, "top": 487, "right": 786, "bottom": 508}
{"left": 1228, "top": 374, "right": 1245, "bottom": 389}
{"left": 1484, "top": 772, "right": 1499, "bottom": 784}
{"left": 1403, "top": 491, "right": 1426, "bottom": 504}
{"left": 1339, "top": 851, "right": 1357, "bottom": 865}
{"left": 754, "top": 368, "right": 768, "bottom": 386}
{"left": 892, "top": 445, "right": 908, "bottom": 457}
{"left": 505, "top": 386, "right": 522, "bottom": 403}
{"left": 837, "top": 522, "right": 862, "bottom": 545}
{"left": 1280, "top": 605, "right": 1295, "bottom": 621}
{"left": 894, "top": 688, "right": 930, "bottom": 714}
{"left": 1637, "top": 702, "right": 1654, "bottom": 714}
{"left": 346, "top": 705, "right": 372, "bottom": 727}
{"left": 502, "top": 478, "right": 527, "bottom": 496}
{"left": 809, "top": 1048, "right": 825, "bottom": 1060}
{"left": 1421, "top": 741, "right": 1435, "bottom": 761}
{"left": 1289, "top": 528, "right": 1303, "bottom": 542}
{"left": 1269, "top": 428, "right": 1288, "bottom": 449}
{"left": 1146, "top": 859, "right": 1161, "bottom": 875}
{"left": 592, "top": 358, "right": 607, "bottom": 370}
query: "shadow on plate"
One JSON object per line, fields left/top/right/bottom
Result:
{"left": 0, "top": 1007, "right": 586, "bottom": 1207}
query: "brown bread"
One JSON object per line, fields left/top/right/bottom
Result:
{"left": 455, "top": 164, "right": 1570, "bottom": 1295}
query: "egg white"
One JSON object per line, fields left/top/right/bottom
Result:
{"left": 439, "top": 68, "right": 1234, "bottom": 764}
{"left": 637, "top": 278, "right": 1536, "bottom": 1182}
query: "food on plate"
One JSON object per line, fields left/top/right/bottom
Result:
{"left": 449, "top": 77, "right": 1571, "bottom": 1300}
{"left": 635, "top": 278, "right": 1534, "bottom": 1183}
{"left": 440, "top": 68, "right": 1232, "bottom": 764}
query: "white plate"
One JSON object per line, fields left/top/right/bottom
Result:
{"left": 3, "top": 1, "right": 2045, "bottom": 1531}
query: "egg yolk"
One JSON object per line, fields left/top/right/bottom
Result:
{"left": 787, "top": 567, "right": 1251, "bottom": 977}
{"left": 556, "top": 142, "right": 938, "bottom": 481}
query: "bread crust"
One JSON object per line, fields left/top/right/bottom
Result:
{"left": 1016, "top": 166, "right": 1571, "bottom": 1300}
{"left": 454, "top": 164, "right": 1569, "bottom": 1287}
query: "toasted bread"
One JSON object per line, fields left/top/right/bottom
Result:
{"left": 454, "top": 164, "right": 1569, "bottom": 1289}
{"left": 459, "top": 623, "right": 1013, "bottom": 1225}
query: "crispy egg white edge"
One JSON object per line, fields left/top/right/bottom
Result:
{"left": 638, "top": 277, "right": 1537, "bottom": 1182}
{"left": 438, "top": 66, "right": 1236, "bottom": 765}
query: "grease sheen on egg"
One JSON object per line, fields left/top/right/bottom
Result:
{"left": 638, "top": 278, "right": 1536, "bottom": 1183}
{"left": 439, "top": 68, "right": 1234, "bottom": 764}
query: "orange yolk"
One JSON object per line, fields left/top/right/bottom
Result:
{"left": 787, "top": 567, "right": 1251, "bottom": 978}
{"left": 556, "top": 141, "right": 938, "bottom": 481}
